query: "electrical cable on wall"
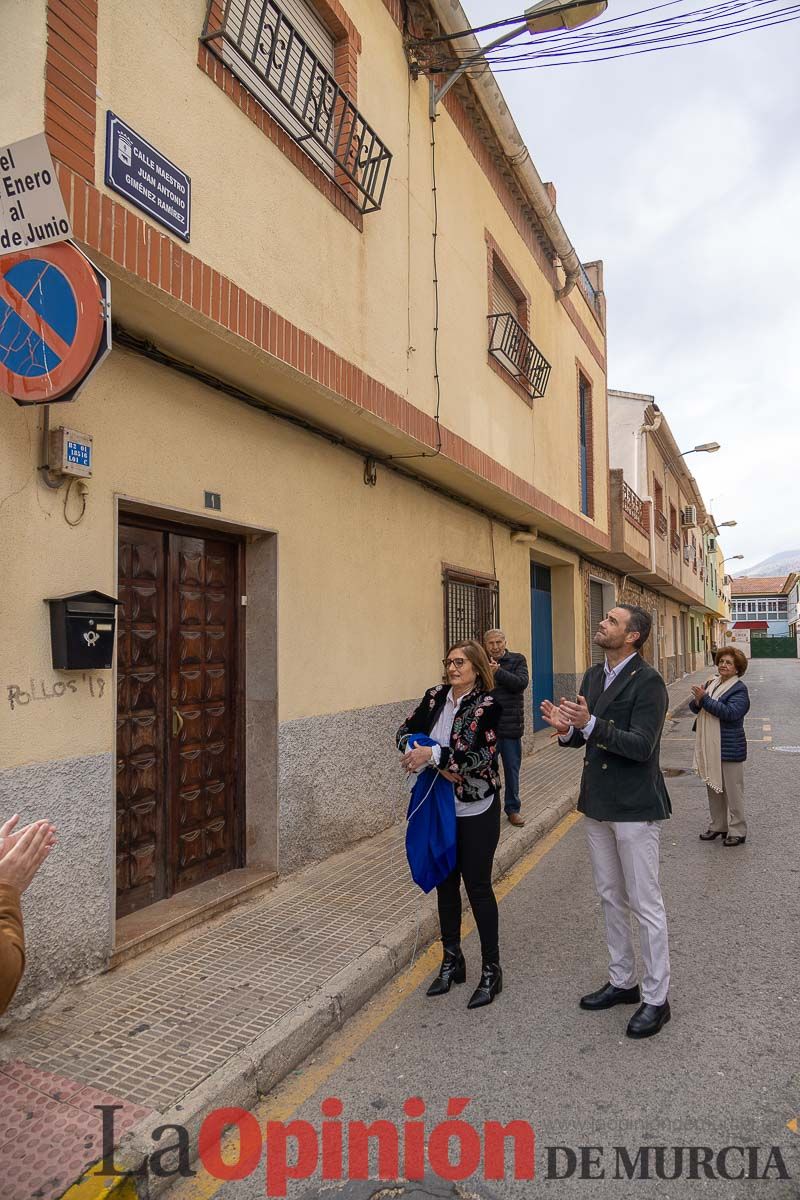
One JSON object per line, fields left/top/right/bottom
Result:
{"left": 387, "top": 112, "right": 443, "bottom": 463}
{"left": 63, "top": 477, "right": 88, "bottom": 527}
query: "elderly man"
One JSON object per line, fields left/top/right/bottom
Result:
{"left": 540, "top": 604, "right": 672, "bottom": 1039}
{"left": 484, "top": 628, "right": 530, "bottom": 827}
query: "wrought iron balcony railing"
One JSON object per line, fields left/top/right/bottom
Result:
{"left": 488, "top": 312, "right": 551, "bottom": 398}
{"left": 671, "top": 531, "right": 681, "bottom": 553}
{"left": 655, "top": 510, "right": 668, "bottom": 538}
{"left": 622, "top": 480, "right": 648, "bottom": 532}
{"left": 202, "top": 0, "right": 392, "bottom": 214}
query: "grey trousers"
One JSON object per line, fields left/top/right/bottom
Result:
{"left": 707, "top": 760, "right": 747, "bottom": 839}
{"left": 585, "top": 817, "right": 671, "bottom": 1006}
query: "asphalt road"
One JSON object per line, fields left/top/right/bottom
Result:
{"left": 167, "top": 658, "right": 800, "bottom": 1200}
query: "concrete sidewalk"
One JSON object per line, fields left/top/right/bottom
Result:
{"left": 0, "top": 669, "right": 708, "bottom": 1199}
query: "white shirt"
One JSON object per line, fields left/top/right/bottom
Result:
{"left": 428, "top": 689, "right": 494, "bottom": 818}
{"left": 562, "top": 653, "right": 639, "bottom": 741}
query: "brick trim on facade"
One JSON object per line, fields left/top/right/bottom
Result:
{"left": 44, "top": 0, "right": 97, "bottom": 183}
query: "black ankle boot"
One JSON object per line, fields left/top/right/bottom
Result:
{"left": 426, "top": 944, "right": 466, "bottom": 996}
{"left": 467, "top": 961, "right": 502, "bottom": 1009}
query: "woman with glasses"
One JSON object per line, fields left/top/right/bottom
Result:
{"left": 396, "top": 640, "right": 504, "bottom": 1008}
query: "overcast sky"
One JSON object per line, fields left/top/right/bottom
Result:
{"left": 461, "top": 1, "right": 800, "bottom": 571}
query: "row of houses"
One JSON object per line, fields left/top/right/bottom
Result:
{"left": 1, "top": 0, "right": 731, "bottom": 1012}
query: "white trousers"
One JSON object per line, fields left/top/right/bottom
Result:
{"left": 585, "top": 817, "right": 671, "bottom": 1006}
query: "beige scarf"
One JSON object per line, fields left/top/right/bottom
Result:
{"left": 693, "top": 674, "right": 738, "bottom": 793}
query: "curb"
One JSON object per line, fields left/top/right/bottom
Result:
{"left": 61, "top": 790, "right": 578, "bottom": 1199}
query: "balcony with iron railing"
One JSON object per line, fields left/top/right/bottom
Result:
{"left": 671, "top": 531, "right": 681, "bottom": 553}
{"left": 622, "top": 481, "right": 649, "bottom": 535}
{"left": 202, "top": 0, "right": 392, "bottom": 214}
{"left": 487, "top": 312, "right": 551, "bottom": 398}
{"left": 655, "top": 509, "right": 668, "bottom": 538}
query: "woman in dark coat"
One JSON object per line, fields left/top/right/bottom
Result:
{"left": 690, "top": 646, "right": 750, "bottom": 846}
{"left": 396, "top": 640, "right": 503, "bottom": 1008}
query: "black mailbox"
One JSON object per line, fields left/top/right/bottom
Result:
{"left": 45, "top": 591, "right": 121, "bottom": 670}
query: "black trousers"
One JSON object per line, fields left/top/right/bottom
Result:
{"left": 436, "top": 795, "right": 501, "bottom": 964}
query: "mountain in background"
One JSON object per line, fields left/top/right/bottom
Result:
{"left": 733, "top": 550, "right": 800, "bottom": 578}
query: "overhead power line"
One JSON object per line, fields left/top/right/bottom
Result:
{"left": 413, "top": 0, "right": 800, "bottom": 70}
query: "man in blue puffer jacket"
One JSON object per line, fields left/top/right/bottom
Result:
{"left": 690, "top": 647, "right": 751, "bottom": 847}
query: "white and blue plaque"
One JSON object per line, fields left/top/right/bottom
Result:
{"left": 104, "top": 112, "right": 191, "bottom": 242}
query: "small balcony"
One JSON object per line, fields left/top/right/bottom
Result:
{"left": 488, "top": 312, "right": 551, "bottom": 398}
{"left": 622, "top": 481, "right": 648, "bottom": 533}
{"left": 671, "top": 531, "right": 681, "bottom": 553}
{"left": 597, "top": 470, "right": 651, "bottom": 574}
{"left": 202, "top": 0, "right": 392, "bottom": 214}
{"left": 654, "top": 509, "right": 668, "bottom": 538}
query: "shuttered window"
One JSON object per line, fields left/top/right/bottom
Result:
{"left": 492, "top": 267, "right": 519, "bottom": 318}
{"left": 221, "top": 0, "right": 337, "bottom": 178}
{"left": 590, "top": 580, "right": 606, "bottom": 665}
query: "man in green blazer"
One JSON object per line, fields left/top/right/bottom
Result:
{"left": 541, "top": 604, "right": 672, "bottom": 1039}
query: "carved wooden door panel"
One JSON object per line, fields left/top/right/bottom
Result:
{"left": 116, "top": 525, "right": 168, "bottom": 917}
{"left": 168, "top": 533, "right": 238, "bottom": 893}
{"left": 116, "top": 522, "right": 240, "bottom": 915}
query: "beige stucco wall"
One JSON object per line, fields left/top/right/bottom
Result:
{"left": 0, "top": 351, "right": 536, "bottom": 772}
{"left": 89, "top": 0, "right": 608, "bottom": 529}
{"left": 0, "top": 1, "right": 46, "bottom": 147}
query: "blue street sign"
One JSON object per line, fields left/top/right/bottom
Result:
{"left": 104, "top": 112, "right": 191, "bottom": 242}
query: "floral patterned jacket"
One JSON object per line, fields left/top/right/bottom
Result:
{"left": 396, "top": 684, "right": 502, "bottom": 804}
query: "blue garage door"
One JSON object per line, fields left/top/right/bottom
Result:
{"left": 531, "top": 564, "right": 554, "bottom": 731}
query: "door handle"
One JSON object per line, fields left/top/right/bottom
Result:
{"left": 172, "top": 707, "right": 184, "bottom": 738}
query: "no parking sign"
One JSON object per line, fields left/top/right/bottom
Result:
{"left": 0, "top": 241, "right": 111, "bottom": 405}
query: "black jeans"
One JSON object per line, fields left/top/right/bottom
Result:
{"left": 436, "top": 795, "right": 501, "bottom": 964}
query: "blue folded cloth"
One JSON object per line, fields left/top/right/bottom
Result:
{"left": 404, "top": 733, "right": 456, "bottom": 893}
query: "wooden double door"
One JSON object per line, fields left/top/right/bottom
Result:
{"left": 116, "top": 520, "right": 242, "bottom": 918}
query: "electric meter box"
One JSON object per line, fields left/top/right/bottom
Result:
{"left": 49, "top": 426, "right": 93, "bottom": 477}
{"left": 45, "top": 591, "right": 120, "bottom": 670}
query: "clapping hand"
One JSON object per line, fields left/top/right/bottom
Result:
{"left": 540, "top": 699, "right": 570, "bottom": 736}
{"left": 691, "top": 684, "right": 707, "bottom": 702}
{"left": 560, "top": 695, "right": 591, "bottom": 730}
{"left": 0, "top": 817, "right": 56, "bottom": 895}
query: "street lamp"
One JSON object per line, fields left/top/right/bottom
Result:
{"left": 428, "top": 0, "right": 608, "bottom": 117}
{"left": 663, "top": 442, "right": 721, "bottom": 473}
{"left": 717, "top": 520, "right": 737, "bottom": 528}
{"left": 722, "top": 555, "right": 744, "bottom": 563}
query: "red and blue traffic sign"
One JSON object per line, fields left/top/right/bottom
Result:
{"left": 0, "top": 242, "right": 110, "bottom": 405}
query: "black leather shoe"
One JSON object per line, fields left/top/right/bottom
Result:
{"left": 426, "top": 944, "right": 466, "bottom": 996}
{"left": 626, "top": 1000, "right": 671, "bottom": 1039}
{"left": 723, "top": 835, "right": 746, "bottom": 846}
{"left": 580, "top": 982, "right": 641, "bottom": 1010}
{"left": 467, "top": 962, "right": 502, "bottom": 1009}
{"left": 699, "top": 829, "right": 726, "bottom": 841}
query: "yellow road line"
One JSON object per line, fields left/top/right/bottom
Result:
{"left": 142, "top": 809, "right": 582, "bottom": 1200}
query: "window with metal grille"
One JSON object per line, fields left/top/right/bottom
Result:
{"left": 443, "top": 569, "right": 499, "bottom": 652}
{"left": 202, "top": 0, "right": 392, "bottom": 214}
